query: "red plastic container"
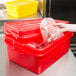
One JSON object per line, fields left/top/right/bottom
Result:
{"left": 4, "top": 19, "right": 73, "bottom": 74}
{"left": 5, "top": 31, "right": 73, "bottom": 74}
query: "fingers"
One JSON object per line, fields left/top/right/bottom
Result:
{"left": 54, "top": 22, "right": 76, "bottom": 32}
{"left": 53, "top": 23, "right": 68, "bottom": 32}
{"left": 60, "top": 28, "right": 67, "bottom": 32}
{"left": 54, "top": 23, "right": 68, "bottom": 28}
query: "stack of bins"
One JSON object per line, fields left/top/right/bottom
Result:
{"left": 3, "top": 18, "right": 74, "bottom": 74}
{"left": 5, "top": 0, "right": 39, "bottom": 18}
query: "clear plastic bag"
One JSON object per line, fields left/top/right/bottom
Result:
{"left": 40, "top": 18, "right": 64, "bottom": 43}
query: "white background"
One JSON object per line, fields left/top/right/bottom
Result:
{"left": 0, "top": 0, "right": 14, "bottom": 4}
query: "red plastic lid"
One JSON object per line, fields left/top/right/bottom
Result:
{"left": 55, "top": 19, "right": 70, "bottom": 24}
{"left": 3, "top": 19, "right": 42, "bottom": 36}
{"left": 3, "top": 18, "right": 70, "bottom": 44}
{"left": 3, "top": 19, "right": 43, "bottom": 43}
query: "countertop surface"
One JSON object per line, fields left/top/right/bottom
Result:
{"left": 0, "top": 37, "right": 76, "bottom": 76}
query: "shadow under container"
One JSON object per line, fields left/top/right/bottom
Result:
{"left": 4, "top": 31, "right": 74, "bottom": 74}
{"left": 5, "top": 0, "right": 39, "bottom": 18}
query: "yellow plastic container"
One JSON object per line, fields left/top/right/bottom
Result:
{"left": 5, "top": 0, "right": 39, "bottom": 18}
{"left": 16, "top": 0, "right": 37, "bottom": 1}
{"left": 7, "top": 13, "right": 38, "bottom": 19}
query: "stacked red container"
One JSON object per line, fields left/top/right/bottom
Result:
{"left": 3, "top": 18, "right": 74, "bottom": 74}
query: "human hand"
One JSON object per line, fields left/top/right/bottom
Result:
{"left": 55, "top": 23, "right": 76, "bottom": 32}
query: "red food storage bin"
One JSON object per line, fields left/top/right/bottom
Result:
{"left": 3, "top": 19, "right": 73, "bottom": 74}
{"left": 4, "top": 31, "right": 74, "bottom": 74}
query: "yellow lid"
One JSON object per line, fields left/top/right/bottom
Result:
{"left": 5, "top": 0, "right": 38, "bottom": 7}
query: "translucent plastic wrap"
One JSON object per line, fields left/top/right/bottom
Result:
{"left": 40, "top": 18, "right": 64, "bottom": 43}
